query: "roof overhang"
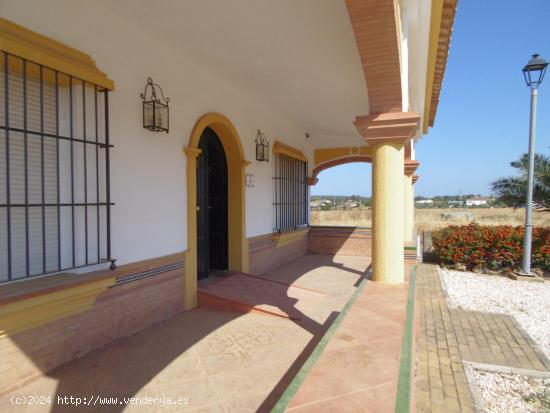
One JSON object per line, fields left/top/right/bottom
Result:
{"left": 422, "top": 0, "right": 457, "bottom": 133}
{"left": 345, "top": 0, "right": 403, "bottom": 114}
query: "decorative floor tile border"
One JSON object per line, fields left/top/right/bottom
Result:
{"left": 395, "top": 266, "right": 417, "bottom": 413}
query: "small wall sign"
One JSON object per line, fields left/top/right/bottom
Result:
{"left": 245, "top": 173, "right": 255, "bottom": 187}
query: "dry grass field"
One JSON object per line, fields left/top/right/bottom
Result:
{"left": 310, "top": 208, "right": 550, "bottom": 231}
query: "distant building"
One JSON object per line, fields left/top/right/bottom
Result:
{"left": 447, "top": 200, "right": 464, "bottom": 208}
{"left": 310, "top": 200, "right": 323, "bottom": 210}
{"left": 415, "top": 199, "right": 433, "bottom": 205}
{"left": 466, "top": 197, "right": 489, "bottom": 206}
{"left": 310, "top": 199, "right": 334, "bottom": 210}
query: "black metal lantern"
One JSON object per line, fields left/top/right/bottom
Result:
{"left": 255, "top": 129, "right": 269, "bottom": 162}
{"left": 141, "top": 77, "right": 170, "bottom": 132}
{"left": 522, "top": 54, "right": 548, "bottom": 89}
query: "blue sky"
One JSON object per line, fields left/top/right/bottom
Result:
{"left": 311, "top": 0, "right": 550, "bottom": 198}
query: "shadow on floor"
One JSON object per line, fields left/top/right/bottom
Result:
{"left": 7, "top": 254, "right": 372, "bottom": 413}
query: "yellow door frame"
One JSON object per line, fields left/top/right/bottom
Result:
{"left": 183, "top": 113, "right": 250, "bottom": 310}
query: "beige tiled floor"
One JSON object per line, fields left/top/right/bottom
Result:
{"left": 1, "top": 255, "right": 371, "bottom": 413}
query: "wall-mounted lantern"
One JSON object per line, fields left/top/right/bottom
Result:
{"left": 141, "top": 77, "right": 170, "bottom": 133}
{"left": 255, "top": 129, "right": 270, "bottom": 162}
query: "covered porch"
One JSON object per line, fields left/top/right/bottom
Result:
{"left": 1, "top": 0, "right": 456, "bottom": 411}
{"left": 1, "top": 252, "right": 416, "bottom": 412}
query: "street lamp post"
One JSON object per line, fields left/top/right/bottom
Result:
{"left": 521, "top": 54, "right": 548, "bottom": 275}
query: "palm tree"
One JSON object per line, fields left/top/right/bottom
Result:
{"left": 491, "top": 152, "right": 550, "bottom": 211}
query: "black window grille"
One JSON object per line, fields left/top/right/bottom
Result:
{"left": 0, "top": 51, "right": 115, "bottom": 283}
{"left": 273, "top": 153, "right": 308, "bottom": 231}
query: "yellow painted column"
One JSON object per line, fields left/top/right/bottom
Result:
{"left": 404, "top": 174, "right": 414, "bottom": 242}
{"left": 183, "top": 147, "right": 201, "bottom": 311}
{"left": 371, "top": 142, "right": 405, "bottom": 284}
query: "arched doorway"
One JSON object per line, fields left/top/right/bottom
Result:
{"left": 183, "top": 113, "right": 249, "bottom": 309}
{"left": 197, "top": 127, "right": 228, "bottom": 278}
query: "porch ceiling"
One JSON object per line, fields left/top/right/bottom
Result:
{"left": 100, "top": 0, "right": 370, "bottom": 140}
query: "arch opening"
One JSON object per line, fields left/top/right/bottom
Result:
{"left": 310, "top": 155, "right": 372, "bottom": 185}
{"left": 308, "top": 160, "right": 374, "bottom": 258}
{"left": 309, "top": 160, "right": 373, "bottom": 227}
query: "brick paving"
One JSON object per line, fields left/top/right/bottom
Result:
{"left": 415, "top": 264, "right": 475, "bottom": 413}
{"left": 449, "top": 309, "right": 550, "bottom": 371}
{"left": 415, "top": 264, "right": 550, "bottom": 413}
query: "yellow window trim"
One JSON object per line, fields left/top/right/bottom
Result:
{"left": 273, "top": 140, "right": 308, "bottom": 162}
{"left": 0, "top": 18, "right": 114, "bottom": 90}
{"left": 273, "top": 228, "right": 309, "bottom": 248}
{"left": 0, "top": 276, "right": 115, "bottom": 338}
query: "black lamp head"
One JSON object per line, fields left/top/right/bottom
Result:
{"left": 522, "top": 54, "right": 548, "bottom": 89}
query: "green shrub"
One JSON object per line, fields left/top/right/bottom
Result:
{"left": 431, "top": 223, "right": 550, "bottom": 271}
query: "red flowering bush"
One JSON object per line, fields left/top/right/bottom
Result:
{"left": 432, "top": 224, "right": 550, "bottom": 271}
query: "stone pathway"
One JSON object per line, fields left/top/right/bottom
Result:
{"left": 415, "top": 264, "right": 475, "bottom": 413}
{"left": 415, "top": 264, "right": 550, "bottom": 413}
{"left": 449, "top": 309, "right": 550, "bottom": 372}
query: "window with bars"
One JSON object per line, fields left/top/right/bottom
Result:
{"left": 0, "top": 52, "right": 115, "bottom": 283}
{"left": 273, "top": 153, "right": 308, "bottom": 232}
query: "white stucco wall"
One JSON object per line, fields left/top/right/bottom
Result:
{"left": 398, "top": 0, "right": 410, "bottom": 113}
{"left": 2, "top": 0, "right": 310, "bottom": 268}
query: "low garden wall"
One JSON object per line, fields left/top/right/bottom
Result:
{"left": 307, "top": 226, "right": 372, "bottom": 256}
{"left": 248, "top": 231, "right": 308, "bottom": 274}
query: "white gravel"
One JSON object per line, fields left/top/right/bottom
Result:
{"left": 474, "top": 370, "right": 549, "bottom": 413}
{"left": 438, "top": 267, "right": 550, "bottom": 359}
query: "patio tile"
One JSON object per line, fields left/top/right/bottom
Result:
{"left": 140, "top": 356, "right": 208, "bottom": 387}
{"left": 199, "top": 273, "right": 327, "bottom": 321}
{"left": 2, "top": 255, "right": 375, "bottom": 413}
{"left": 186, "top": 404, "right": 227, "bottom": 413}
{"left": 134, "top": 378, "right": 219, "bottom": 412}
{"left": 209, "top": 365, "right": 274, "bottom": 401}
{"left": 289, "top": 344, "right": 399, "bottom": 407}
{"left": 335, "top": 308, "right": 404, "bottom": 341}
{"left": 223, "top": 393, "right": 271, "bottom": 413}
{"left": 287, "top": 382, "right": 397, "bottom": 413}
